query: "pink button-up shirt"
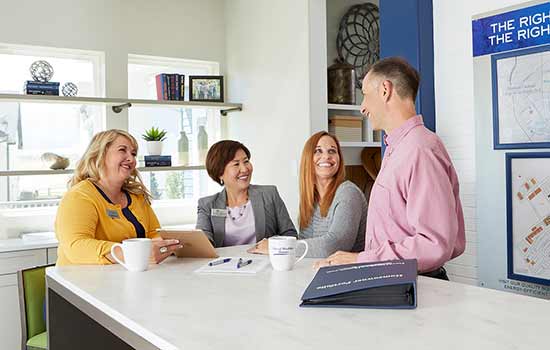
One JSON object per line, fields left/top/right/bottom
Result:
{"left": 357, "top": 115, "right": 465, "bottom": 272}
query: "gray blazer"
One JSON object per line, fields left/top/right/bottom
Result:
{"left": 196, "top": 184, "right": 297, "bottom": 247}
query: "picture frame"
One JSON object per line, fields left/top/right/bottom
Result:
{"left": 506, "top": 152, "right": 550, "bottom": 286}
{"left": 491, "top": 45, "right": 550, "bottom": 149}
{"left": 189, "top": 76, "right": 224, "bottom": 102}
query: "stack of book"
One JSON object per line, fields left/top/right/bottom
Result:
{"left": 155, "top": 74, "right": 185, "bottom": 101}
{"left": 329, "top": 115, "right": 362, "bottom": 142}
{"left": 144, "top": 155, "right": 171, "bottom": 167}
{"left": 24, "top": 81, "right": 60, "bottom": 95}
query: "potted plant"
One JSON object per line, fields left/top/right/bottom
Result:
{"left": 142, "top": 127, "right": 167, "bottom": 156}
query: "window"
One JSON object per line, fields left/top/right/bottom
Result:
{"left": 128, "top": 54, "right": 223, "bottom": 203}
{"left": 0, "top": 44, "right": 105, "bottom": 206}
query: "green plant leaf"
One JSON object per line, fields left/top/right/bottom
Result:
{"left": 142, "top": 126, "right": 168, "bottom": 141}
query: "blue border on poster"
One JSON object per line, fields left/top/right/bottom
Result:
{"left": 492, "top": 44, "right": 550, "bottom": 149}
{"left": 506, "top": 152, "right": 550, "bottom": 286}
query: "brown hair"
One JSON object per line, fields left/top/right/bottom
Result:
{"left": 205, "top": 140, "right": 251, "bottom": 185}
{"left": 298, "top": 131, "right": 345, "bottom": 230}
{"left": 368, "top": 56, "right": 420, "bottom": 101}
{"left": 69, "top": 129, "right": 152, "bottom": 203}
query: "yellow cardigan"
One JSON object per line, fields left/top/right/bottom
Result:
{"left": 55, "top": 179, "right": 160, "bottom": 265}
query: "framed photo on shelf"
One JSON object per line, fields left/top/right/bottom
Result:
{"left": 506, "top": 152, "right": 550, "bottom": 286}
{"left": 492, "top": 44, "right": 550, "bottom": 149}
{"left": 189, "top": 76, "right": 224, "bottom": 102}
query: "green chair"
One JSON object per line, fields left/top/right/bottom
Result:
{"left": 17, "top": 264, "right": 53, "bottom": 350}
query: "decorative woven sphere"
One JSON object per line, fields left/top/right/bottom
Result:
{"left": 61, "top": 82, "right": 78, "bottom": 97}
{"left": 337, "top": 3, "right": 379, "bottom": 88}
{"left": 29, "top": 60, "right": 54, "bottom": 82}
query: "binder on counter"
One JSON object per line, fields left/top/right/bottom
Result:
{"left": 300, "top": 259, "right": 417, "bottom": 309}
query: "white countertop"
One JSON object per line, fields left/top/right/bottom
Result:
{"left": 46, "top": 245, "right": 550, "bottom": 350}
{"left": 0, "top": 233, "right": 58, "bottom": 253}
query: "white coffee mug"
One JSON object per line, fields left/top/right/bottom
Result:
{"left": 110, "top": 238, "right": 152, "bottom": 272}
{"left": 268, "top": 236, "right": 308, "bottom": 271}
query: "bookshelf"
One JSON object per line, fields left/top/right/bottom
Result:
{"left": 0, "top": 165, "right": 206, "bottom": 177}
{"left": 0, "top": 94, "right": 243, "bottom": 116}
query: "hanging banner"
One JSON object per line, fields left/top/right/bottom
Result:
{"left": 473, "top": 2, "right": 550, "bottom": 56}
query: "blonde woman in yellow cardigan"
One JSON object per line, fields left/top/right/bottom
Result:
{"left": 55, "top": 129, "right": 182, "bottom": 265}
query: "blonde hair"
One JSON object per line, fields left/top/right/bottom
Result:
{"left": 298, "top": 131, "right": 345, "bottom": 230}
{"left": 69, "top": 129, "right": 152, "bottom": 203}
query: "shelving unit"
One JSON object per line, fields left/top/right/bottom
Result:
{"left": 0, "top": 165, "right": 205, "bottom": 177}
{"left": 327, "top": 103, "right": 361, "bottom": 111}
{"left": 0, "top": 93, "right": 243, "bottom": 116}
{"left": 327, "top": 103, "right": 380, "bottom": 148}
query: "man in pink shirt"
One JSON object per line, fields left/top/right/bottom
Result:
{"left": 316, "top": 57, "right": 465, "bottom": 280}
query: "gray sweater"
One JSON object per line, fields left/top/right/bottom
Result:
{"left": 299, "top": 181, "right": 367, "bottom": 258}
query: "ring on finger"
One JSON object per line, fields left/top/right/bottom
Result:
{"left": 159, "top": 246, "right": 168, "bottom": 254}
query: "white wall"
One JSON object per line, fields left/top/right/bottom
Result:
{"left": 0, "top": 0, "right": 226, "bottom": 105}
{"left": 433, "top": 0, "right": 529, "bottom": 285}
{"left": 224, "top": 0, "right": 312, "bottom": 222}
{"left": 0, "top": 0, "right": 227, "bottom": 236}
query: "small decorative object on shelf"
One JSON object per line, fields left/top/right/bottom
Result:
{"left": 144, "top": 155, "right": 172, "bottom": 167}
{"left": 197, "top": 125, "right": 208, "bottom": 163}
{"left": 61, "top": 82, "right": 78, "bottom": 97}
{"left": 156, "top": 73, "right": 185, "bottom": 101}
{"left": 327, "top": 59, "right": 356, "bottom": 104}
{"left": 30, "top": 60, "right": 54, "bottom": 82}
{"left": 337, "top": 3, "right": 379, "bottom": 88}
{"left": 142, "top": 126, "right": 167, "bottom": 156}
{"left": 189, "top": 76, "right": 224, "bottom": 102}
{"left": 27, "top": 60, "right": 60, "bottom": 95}
{"left": 178, "top": 131, "right": 189, "bottom": 166}
{"left": 41, "top": 152, "right": 70, "bottom": 170}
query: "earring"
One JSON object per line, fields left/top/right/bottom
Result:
{"left": 220, "top": 179, "right": 224, "bottom": 185}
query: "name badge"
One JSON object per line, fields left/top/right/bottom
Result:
{"left": 211, "top": 208, "right": 228, "bottom": 217}
{"left": 107, "top": 209, "right": 120, "bottom": 219}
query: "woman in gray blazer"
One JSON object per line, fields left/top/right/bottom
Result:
{"left": 196, "top": 140, "right": 297, "bottom": 247}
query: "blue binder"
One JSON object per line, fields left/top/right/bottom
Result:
{"left": 300, "top": 259, "right": 417, "bottom": 309}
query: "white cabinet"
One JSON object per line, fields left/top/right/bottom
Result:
{"left": 47, "top": 248, "right": 58, "bottom": 264}
{"left": 0, "top": 249, "right": 47, "bottom": 275}
{"left": 0, "top": 248, "right": 48, "bottom": 350}
{"left": 0, "top": 274, "right": 21, "bottom": 350}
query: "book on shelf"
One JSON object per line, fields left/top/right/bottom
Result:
{"left": 24, "top": 81, "right": 60, "bottom": 95}
{"left": 144, "top": 155, "right": 172, "bottom": 167}
{"left": 24, "top": 81, "right": 60, "bottom": 89}
{"left": 300, "top": 259, "right": 417, "bottom": 309}
{"left": 155, "top": 73, "right": 185, "bottom": 101}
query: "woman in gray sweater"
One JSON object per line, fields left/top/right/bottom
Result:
{"left": 250, "top": 131, "right": 367, "bottom": 257}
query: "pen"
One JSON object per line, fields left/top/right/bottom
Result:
{"left": 237, "top": 259, "right": 253, "bottom": 269}
{"left": 209, "top": 258, "right": 232, "bottom": 266}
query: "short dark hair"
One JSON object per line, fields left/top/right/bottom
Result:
{"left": 205, "top": 140, "right": 251, "bottom": 185}
{"left": 368, "top": 57, "right": 420, "bottom": 101}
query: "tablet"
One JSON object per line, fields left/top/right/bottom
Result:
{"left": 156, "top": 229, "right": 218, "bottom": 258}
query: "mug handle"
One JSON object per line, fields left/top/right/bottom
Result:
{"left": 294, "top": 240, "right": 309, "bottom": 265}
{"left": 110, "top": 243, "right": 127, "bottom": 269}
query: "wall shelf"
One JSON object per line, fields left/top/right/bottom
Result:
{"left": 340, "top": 141, "right": 381, "bottom": 148}
{"left": 0, "top": 94, "right": 243, "bottom": 115}
{"left": 0, "top": 165, "right": 205, "bottom": 177}
{"left": 327, "top": 103, "right": 361, "bottom": 111}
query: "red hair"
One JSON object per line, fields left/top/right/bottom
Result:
{"left": 298, "top": 131, "right": 345, "bottom": 230}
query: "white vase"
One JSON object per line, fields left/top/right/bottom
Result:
{"left": 147, "top": 141, "right": 163, "bottom": 156}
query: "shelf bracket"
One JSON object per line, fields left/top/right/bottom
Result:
{"left": 112, "top": 102, "right": 132, "bottom": 113}
{"left": 220, "top": 106, "right": 242, "bottom": 116}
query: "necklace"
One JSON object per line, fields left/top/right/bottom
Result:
{"left": 227, "top": 199, "right": 249, "bottom": 221}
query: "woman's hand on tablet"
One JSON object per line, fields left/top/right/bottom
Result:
{"left": 247, "top": 238, "right": 269, "bottom": 255}
{"left": 151, "top": 238, "right": 183, "bottom": 263}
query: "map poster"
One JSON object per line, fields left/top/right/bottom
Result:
{"left": 506, "top": 152, "right": 550, "bottom": 286}
{"left": 492, "top": 44, "right": 550, "bottom": 149}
